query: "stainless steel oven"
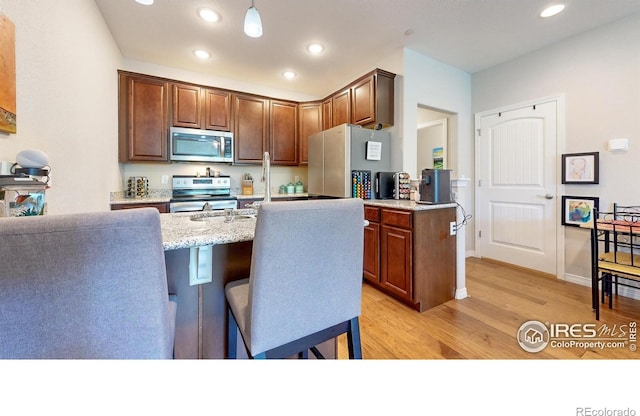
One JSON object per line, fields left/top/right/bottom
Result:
{"left": 169, "top": 175, "right": 237, "bottom": 213}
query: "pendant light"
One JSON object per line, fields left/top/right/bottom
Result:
{"left": 244, "top": 0, "right": 263, "bottom": 38}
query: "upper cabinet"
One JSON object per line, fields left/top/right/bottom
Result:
{"left": 233, "top": 93, "right": 269, "bottom": 164}
{"left": 172, "top": 83, "right": 232, "bottom": 131}
{"left": 298, "top": 102, "right": 323, "bottom": 166}
{"left": 269, "top": 100, "right": 298, "bottom": 166}
{"left": 203, "top": 88, "right": 232, "bottom": 131}
{"left": 233, "top": 94, "right": 298, "bottom": 165}
{"left": 323, "top": 68, "right": 395, "bottom": 129}
{"left": 322, "top": 98, "right": 332, "bottom": 131}
{"left": 172, "top": 83, "right": 201, "bottom": 129}
{"left": 118, "top": 71, "right": 169, "bottom": 162}
{"left": 118, "top": 68, "right": 395, "bottom": 166}
{"left": 331, "top": 88, "right": 351, "bottom": 127}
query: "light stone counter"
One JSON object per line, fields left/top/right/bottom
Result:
{"left": 160, "top": 209, "right": 257, "bottom": 250}
{"left": 363, "top": 199, "right": 457, "bottom": 211}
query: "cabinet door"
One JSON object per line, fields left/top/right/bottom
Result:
{"left": 298, "top": 102, "right": 322, "bottom": 166}
{"left": 363, "top": 221, "right": 380, "bottom": 283}
{"left": 322, "top": 98, "right": 332, "bottom": 130}
{"left": 269, "top": 100, "right": 298, "bottom": 165}
{"left": 233, "top": 94, "right": 268, "bottom": 164}
{"left": 111, "top": 203, "right": 168, "bottom": 213}
{"left": 381, "top": 225, "right": 412, "bottom": 301}
{"left": 172, "top": 83, "right": 201, "bottom": 128}
{"left": 331, "top": 88, "right": 351, "bottom": 127}
{"left": 351, "top": 75, "right": 375, "bottom": 126}
{"left": 204, "top": 88, "right": 232, "bottom": 131}
{"left": 119, "top": 73, "right": 169, "bottom": 162}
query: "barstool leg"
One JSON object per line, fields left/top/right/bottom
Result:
{"left": 347, "top": 317, "right": 363, "bottom": 359}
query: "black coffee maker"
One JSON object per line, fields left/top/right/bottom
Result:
{"left": 419, "top": 169, "right": 453, "bottom": 204}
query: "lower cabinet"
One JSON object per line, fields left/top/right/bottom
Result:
{"left": 363, "top": 205, "right": 456, "bottom": 312}
{"left": 111, "top": 202, "right": 169, "bottom": 213}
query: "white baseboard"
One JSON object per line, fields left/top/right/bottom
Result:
{"left": 562, "top": 273, "right": 640, "bottom": 301}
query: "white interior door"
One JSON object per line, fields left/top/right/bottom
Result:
{"left": 476, "top": 100, "right": 558, "bottom": 275}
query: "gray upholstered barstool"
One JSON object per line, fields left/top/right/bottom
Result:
{"left": 225, "top": 198, "right": 364, "bottom": 359}
{"left": 0, "top": 208, "right": 176, "bottom": 359}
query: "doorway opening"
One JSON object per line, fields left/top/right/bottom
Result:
{"left": 416, "top": 105, "right": 454, "bottom": 178}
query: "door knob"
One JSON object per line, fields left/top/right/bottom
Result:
{"left": 537, "top": 194, "right": 554, "bottom": 199}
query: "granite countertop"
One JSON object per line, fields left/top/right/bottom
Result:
{"left": 160, "top": 209, "right": 257, "bottom": 250}
{"left": 363, "top": 199, "right": 457, "bottom": 211}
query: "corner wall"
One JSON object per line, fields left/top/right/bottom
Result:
{"left": 0, "top": 0, "right": 123, "bottom": 214}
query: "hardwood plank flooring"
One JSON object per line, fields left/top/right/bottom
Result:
{"left": 338, "top": 257, "right": 640, "bottom": 359}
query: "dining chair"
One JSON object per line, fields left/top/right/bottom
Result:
{"left": 225, "top": 198, "right": 364, "bottom": 359}
{"left": 0, "top": 208, "right": 177, "bottom": 358}
{"left": 591, "top": 206, "right": 640, "bottom": 320}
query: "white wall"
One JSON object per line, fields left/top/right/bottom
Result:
{"left": 472, "top": 13, "right": 640, "bottom": 279}
{"left": 401, "top": 48, "right": 474, "bottom": 250}
{"left": 0, "top": 0, "right": 123, "bottom": 214}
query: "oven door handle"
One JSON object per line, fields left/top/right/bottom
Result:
{"left": 170, "top": 200, "right": 237, "bottom": 213}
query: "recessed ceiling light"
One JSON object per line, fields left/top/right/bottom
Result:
{"left": 283, "top": 71, "right": 296, "bottom": 79}
{"left": 135, "top": 0, "right": 154, "bottom": 5}
{"left": 198, "top": 8, "right": 220, "bottom": 23}
{"left": 307, "top": 43, "right": 324, "bottom": 54}
{"left": 540, "top": 4, "right": 565, "bottom": 18}
{"left": 194, "top": 50, "right": 211, "bottom": 59}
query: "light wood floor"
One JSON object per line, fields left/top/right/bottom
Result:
{"left": 338, "top": 257, "right": 640, "bottom": 359}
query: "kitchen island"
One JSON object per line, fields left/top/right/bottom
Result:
{"left": 160, "top": 199, "right": 459, "bottom": 358}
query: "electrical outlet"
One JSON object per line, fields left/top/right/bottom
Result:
{"left": 450, "top": 221, "right": 457, "bottom": 236}
{"left": 161, "top": 175, "right": 169, "bottom": 184}
{"left": 189, "top": 246, "right": 213, "bottom": 286}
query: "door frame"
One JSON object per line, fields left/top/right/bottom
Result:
{"left": 417, "top": 118, "right": 448, "bottom": 170}
{"left": 474, "top": 95, "right": 566, "bottom": 278}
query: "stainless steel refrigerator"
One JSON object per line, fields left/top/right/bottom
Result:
{"left": 308, "top": 124, "right": 393, "bottom": 199}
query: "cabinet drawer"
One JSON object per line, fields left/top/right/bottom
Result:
{"left": 364, "top": 206, "right": 380, "bottom": 222}
{"left": 381, "top": 209, "right": 412, "bottom": 229}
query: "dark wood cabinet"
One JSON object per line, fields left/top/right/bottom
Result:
{"left": 297, "top": 102, "right": 322, "bottom": 166}
{"left": 351, "top": 75, "right": 375, "bottom": 126}
{"left": 322, "top": 98, "right": 332, "bottom": 130}
{"left": 323, "top": 68, "right": 396, "bottom": 129}
{"left": 331, "top": 88, "right": 351, "bottom": 127}
{"left": 118, "top": 68, "right": 395, "bottom": 166}
{"left": 118, "top": 72, "right": 169, "bottom": 162}
{"left": 363, "top": 206, "right": 381, "bottom": 283}
{"left": 233, "top": 93, "right": 269, "bottom": 164}
{"left": 172, "top": 83, "right": 201, "bottom": 128}
{"left": 352, "top": 69, "right": 395, "bottom": 129}
{"left": 233, "top": 94, "right": 298, "bottom": 165}
{"left": 269, "top": 100, "right": 298, "bottom": 165}
{"left": 203, "top": 88, "right": 232, "bottom": 131}
{"left": 381, "top": 209, "right": 413, "bottom": 300}
{"left": 172, "top": 84, "right": 232, "bottom": 131}
{"left": 363, "top": 205, "right": 456, "bottom": 312}
{"left": 111, "top": 202, "right": 169, "bottom": 213}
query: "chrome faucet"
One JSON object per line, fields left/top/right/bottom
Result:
{"left": 261, "top": 151, "right": 271, "bottom": 203}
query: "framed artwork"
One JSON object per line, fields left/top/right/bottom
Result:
{"left": 0, "top": 13, "right": 17, "bottom": 134}
{"left": 562, "top": 196, "right": 599, "bottom": 227}
{"left": 561, "top": 152, "right": 599, "bottom": 184}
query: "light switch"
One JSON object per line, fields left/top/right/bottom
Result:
{"left": 189, "top": 245, "right": 213, "bottom": 285}
{"left": 608, "top": 138, "right": 628, "bottom": 152}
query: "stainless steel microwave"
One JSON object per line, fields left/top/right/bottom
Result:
{"left": 169, "top": 127, "right": 233, "bottom": 163}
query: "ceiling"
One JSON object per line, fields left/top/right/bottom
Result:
{"left": 95, "top": 0, "right": 640, "bottom": 98}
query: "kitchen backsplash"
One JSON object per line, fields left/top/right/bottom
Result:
{"left": 121, "top": 163, "right": 309, "bottom": 195}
